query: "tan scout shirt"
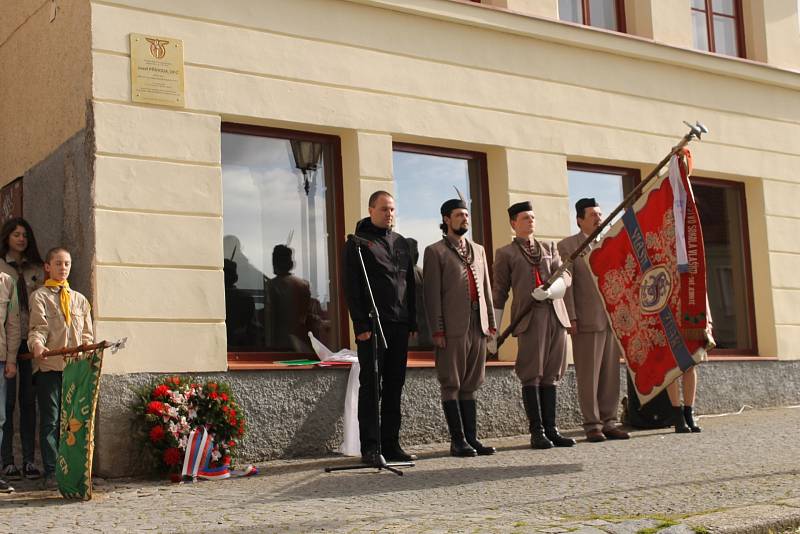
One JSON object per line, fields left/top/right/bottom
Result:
{"left": 28, "top": 285, "right": 94, "bottom": 373}
{"left": 0, "top": 256, "right": 45, "bottom": 340}
{"left": 0, "top": 272, "right": 21, "bottom": 364}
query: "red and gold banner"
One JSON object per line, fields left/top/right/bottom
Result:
{"left": 587, "top": 149, "right": 714, "bottom": 404}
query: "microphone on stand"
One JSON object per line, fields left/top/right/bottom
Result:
{"left": 347, "top": 234, "right": 372, "bottom": 247}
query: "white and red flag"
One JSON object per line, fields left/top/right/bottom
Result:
{"left": 587, "top": 149, "right": 714, "bottom": 404}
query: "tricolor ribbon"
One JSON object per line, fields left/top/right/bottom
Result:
{"left": 180, "top": 428, "right": 257, "bottom": 482}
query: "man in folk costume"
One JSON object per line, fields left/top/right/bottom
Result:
{"left": 490, "top": 201, "right": 574, "bottom": 449}
{"left": 423, "top": 198, "right": 496, "bottom": 457}
{"left": 557, "top": 198, "right": 629, "bottom": 442}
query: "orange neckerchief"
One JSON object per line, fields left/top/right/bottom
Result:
{"left": 44, "top": 279, "right": 71, "bottom": 326}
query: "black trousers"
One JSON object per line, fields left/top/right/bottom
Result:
{"left": 356, "top": 322, "right": 409, "bottom": 455}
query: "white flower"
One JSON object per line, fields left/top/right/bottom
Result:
{"left": 178, "top": 435, "right": 188, "bottom": 450}
{"left": 188, "top": 408, "right": 197, "bottom": 420}
{"left": 167, "top": 406, "right": 178, "bottom": 418}
{"left": 211, "top": 449, "right": 221, "bottom": 462}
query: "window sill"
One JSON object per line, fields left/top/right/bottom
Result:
{"left": 228, "top": 353, "right": 774, "bottom": 371}
{"left": 228, "top": 360, "right": 337, "bottom": 371}
{"left": 407, "top": 355, "right": 516, "bottom": 368}
{"left": 707, "top": 355, "right": 776, "bottom": 361}
{"left": 227, "top": 352, "right": 516, "bottom": 371}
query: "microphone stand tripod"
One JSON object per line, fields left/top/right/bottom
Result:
{"left": 325, "top": 236, "right": 414, "bottom": 476}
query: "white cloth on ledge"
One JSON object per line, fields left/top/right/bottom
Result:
{"left": 308, "top": 332, "right": 360, "bottom": 456}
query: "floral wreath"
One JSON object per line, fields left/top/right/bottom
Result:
{"left": 133, "top": 376, "right": 245, "bottom": 479}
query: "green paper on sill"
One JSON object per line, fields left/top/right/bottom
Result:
{"left": 274, "top": 359, "right": 320, "bottom": 366}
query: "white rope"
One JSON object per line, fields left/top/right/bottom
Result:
{"left": 697, "top": 404, "right": 800, "bottom": 419}
{"left": 695, "top": 405, "right": 752, "bottom": 419}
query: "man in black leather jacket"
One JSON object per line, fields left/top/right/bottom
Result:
{"left": 344, "top": 190, "right": 417, "bottom": 463}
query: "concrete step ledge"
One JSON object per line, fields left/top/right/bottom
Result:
{"left": 684, "top": 500, "right": 800, "bottom": 534}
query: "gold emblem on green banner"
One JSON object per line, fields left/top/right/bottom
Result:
{"left": 56, "top": 349, "right": 104, "bottom": 500}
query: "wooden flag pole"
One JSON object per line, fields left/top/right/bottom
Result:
{"left": 16, "top": 338, "right": 128, "bottom": 360}
{"left": 495, "top": 122, "right": 707, "bottom": 350}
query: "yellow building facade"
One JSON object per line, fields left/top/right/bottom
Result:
{"left": 2, "top": 0, "right": 800, "bottom": 471}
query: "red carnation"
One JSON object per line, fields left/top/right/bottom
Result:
{"left": 223, "top": 456, "right": 231, "bottom": 466}
{"left": 220, "top": 393, "right": 229, "bottom": 402}
{"left": 228, "top": 440, "right": 235, "bottom": 447}
{"left": 229, "top": 409, "right": 236, "bottom": 418}
{"left": 208, "top": 383, "right": 218, "bottom": 391}
{"left": 170, "top": 376, "right": 181, "bottom": 385}
{"left": 149, "top": 425, "right": 165, "bottom": 443}
{"left": 209, "top": 392, "right": 219, "bottom": 400}
{"left": 163, "top": 447, "right": 182, "bottom": 466}
{"left": 152, "top": 385, "right": 170, "bottom": 399}
{"left": 146, "top": 401, "right": 165, "bottom": 415}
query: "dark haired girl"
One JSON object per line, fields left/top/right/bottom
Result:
{"left": 0, "top": 218, "right": 44, "bottom": 480}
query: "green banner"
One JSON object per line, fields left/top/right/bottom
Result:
{"left": 56, "top": 349, "right": 104, "bottom": 500}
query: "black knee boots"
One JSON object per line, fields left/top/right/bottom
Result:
{"left": 459, "top": 399, "right": 496, "bottom": 455}
{"left": 673, "top": 405, "right": 691, "bottom": 433}
{"left": 683, "top": 405, "right": 702, "bottom": 432}
{"left": 442, "top": 400, "right": 477, "bottom": 457}
{"left": 521, "top": 386, "right": 553, "bottom": 449}
{"left": 539, "top": 385, "right": 576, "bottom": 447}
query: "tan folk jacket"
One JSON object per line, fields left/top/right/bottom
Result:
{"left": 492, "top": 238, "right": 572, "bottom": 335}
{"left": 557, "top": 232, "right": 608, "bottom": 333}
{"left": 28, "top": 285, "right": 94, "bottom": 373}
{"left": 422, "top": 237, "right": 495, "bottom": 338}
{"left": 0, "top": 272, "right": 21, "bottom": 365}
{"left": 0, "top": 256, "right": 45, "bottom": 341}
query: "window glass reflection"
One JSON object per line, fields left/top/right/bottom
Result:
{"left": 222, "top": 132, "right": 337, "bottom": 354}
{"left": 392, "top": 149, "right": 483, "bottom": 349}
{"left": 588, "top": 0, "right": 617, "bottom": 30}
{"left": 713, "top": 15, "right": 738, "bottom": 56}
{"left": 393, "top": 152, "right": 474, "bottom": 265}
{"left": 567, "top": 168, "right": 634, "bottom": 230}
{"left": 692, "top": 11, "right": 710, "bottom": 51}
{"left": 558, "top": 0, "right": 583, "bottom": 23}
{"left": 560, "top": 0, "right": 622, "bottom": 31}
{"left": 712, "top": 0, "right": 734, "bottom": 16}
{"left": 691, "top": 0, "right": 742, "bottom": 57}
{"left": 694, "top": 183, "right": 752, "bottom": 350}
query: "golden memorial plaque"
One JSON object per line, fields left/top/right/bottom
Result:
{"left": 130, "top": 33, "right": 185, "bottom": 107}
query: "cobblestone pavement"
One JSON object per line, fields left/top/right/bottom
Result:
{"left": 2, "top": 406, "right": 800, "bottom": 533}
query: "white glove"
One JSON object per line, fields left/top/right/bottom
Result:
{"left": 548, "top": 276, "right": 567, "bottom": 300}
{"left": 532, "top": 286, "right": 550, "bottom": 301}
{"left": 487, "top": 308, "right": 504, "bottom": 354}
{"left": 486, "top": 335, "right": 498, "bottom": 355}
